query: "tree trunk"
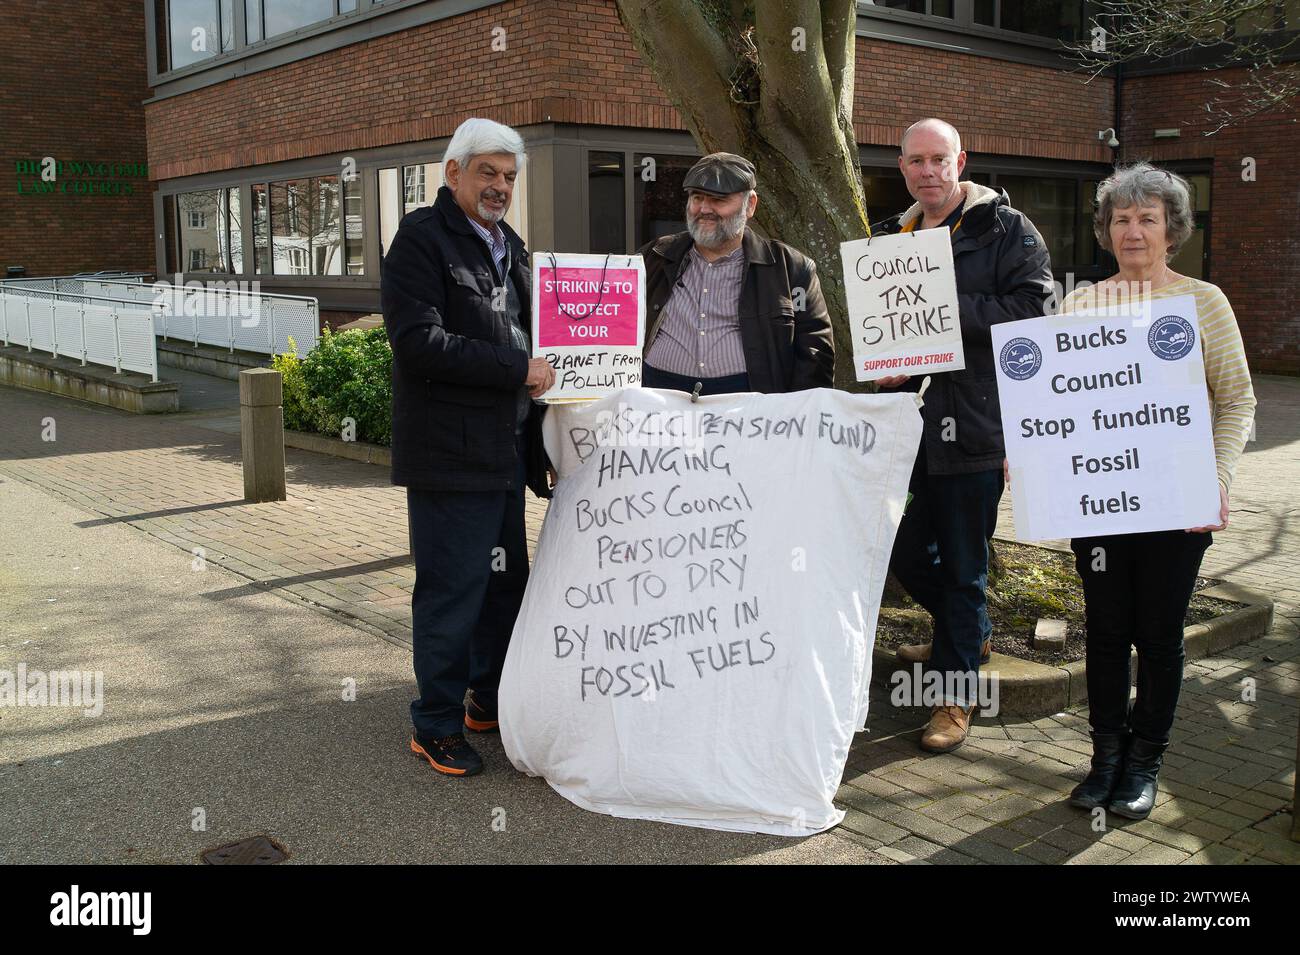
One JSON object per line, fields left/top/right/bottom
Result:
{"left": 614, "top": 0, "right": 872, "bottom": 389}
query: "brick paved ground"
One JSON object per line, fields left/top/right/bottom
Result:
{"left": 0, "top": 373, "right": 1295, "bottom": 863}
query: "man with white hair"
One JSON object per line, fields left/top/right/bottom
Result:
{"left": 874, "top": 118, "right": 1053, "bottom": 754}
{"left": 382, "top": 117, "right": 555, "bottom": 777}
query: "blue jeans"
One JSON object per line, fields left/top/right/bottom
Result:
{"left": 406, "top": 448, "right": 529, "bottom": 739}
{"left": 888, "top": 445, "right": 1004, "bottom": 707}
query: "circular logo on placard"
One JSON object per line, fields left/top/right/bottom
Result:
{"left": 999, "top": 337, "right": 1042, "bottom": 380}
{"left": 1148, "top": 314, "right": 1195, "bottom": 360}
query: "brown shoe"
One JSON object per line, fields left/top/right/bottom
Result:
{"left": 896, "top": 637, "right": 992, "bottom": 665}
{"left": 920, "top": 704, "right": 974, "bottom": 753}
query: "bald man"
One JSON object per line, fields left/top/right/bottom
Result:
{"left": 873, "top": 118, "right": 1054, "bottom": 754}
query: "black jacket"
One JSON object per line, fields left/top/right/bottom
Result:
{"left": 872, "top": 183, "right": 1053, "bottom": 474}
{"left": 381, "top": 185, "right": 550, "bottom": 497}
{"left": 638, "top": 228, "right": 834, "bottom": 393}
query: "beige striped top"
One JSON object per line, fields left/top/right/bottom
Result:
{"left": 1060, "top": 276, "right": 1256, "bottom": 493}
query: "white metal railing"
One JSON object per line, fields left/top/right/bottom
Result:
{"left": 0, "top": 275, "right": 319, "bottom": 359}
{"left": 0, "top": 287, "right": 160, "bottom": 382}
{"left": 1, "top": 272, "right": 152, "bottom": 300}
{"left": 84, "top": 279, "right": 319, "bottom": 358}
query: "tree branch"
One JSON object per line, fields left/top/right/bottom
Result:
{"left": 614, "top": 0, "right": 742, "bottom": 141}
{"left": 753, "top": 0, "right": 838, "bottom": 146}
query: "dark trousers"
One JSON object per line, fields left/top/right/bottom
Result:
{"left": 888, "top": 444, "right": 1004, "bottom": 706}
{"left": 642, "top": 363, "right": 750, "bottom": 396}
{"left": 406, "top": 450, "right": 529, "bottom": 739}
{"left": 1070, "top": 530, "right": 1212, "bottom": 745}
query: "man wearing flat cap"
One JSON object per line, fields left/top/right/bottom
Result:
{"left": 637, "top": 153, "right": 834, "bottom": 396}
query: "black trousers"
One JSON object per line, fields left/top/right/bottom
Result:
{"left": 889, "top": 443, "right": 1004, "bottom": 706}
{"left": 406, "top": 448, "right": 529, "bottom": 739}
{"left": 1070, "top": 530, "right": 1212, "bottom": 745}
{"left": 642, "top": 363, "right": 750, "bottom": 396}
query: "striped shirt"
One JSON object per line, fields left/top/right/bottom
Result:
{"left": 646, "top": 244, "right": 747, "bottom": 378}
{"left": 468, "top": 216, "right": 530, "bottom": 358}
{"left": 468, "top": 216, "right": 508, "bottom": 278}
{"left": 1060, "top": 277, "right": 1256, "bottom": 493}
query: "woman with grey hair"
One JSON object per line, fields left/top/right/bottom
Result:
{"left": 1056, "top": 162, "right": 1255, "bottom": 819}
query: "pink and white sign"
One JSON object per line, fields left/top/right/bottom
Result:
{"left": 532, "top": 253, "right": 645, "bottom": 402}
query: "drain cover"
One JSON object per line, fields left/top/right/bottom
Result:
{"left": 201, "top": 835, "right": 288, "bottom": 865}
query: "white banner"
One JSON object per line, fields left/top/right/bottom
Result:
{"left": 499, "top": 386, "right": 923, "bottom": 835}
{"left": 531, "top": 253, "right": 645, "bottom": 403}
{"left": 841, "top": 227, "right": 965, "bottom": 381}
{"left": 992, "top": 293, "right": 1220, "bottom": 541}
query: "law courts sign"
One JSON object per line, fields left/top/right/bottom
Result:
{"left": 15, "top": 158, "right": 149, "bottom": 197}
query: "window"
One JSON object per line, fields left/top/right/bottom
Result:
{"left": 874, "top": 0, "right": 953, "bottom": 17}
{"left": 377, "top": 166, "right": 401, "bottom": 262}
{"left": 862, "top": 165, "right": 916, "bottom": 226}
{"left": 252, "top": 182, "right": 270, "bottom": 274}
{"left": 173, "top": 187, "right": 246, "bottom": 273}
{"left": 163, "top": 194, "right": 179, "bottom": 276}
{"left": 343, "top": 175, "right": 363, "bottom": 275}
{"left": 379, "top": 162, "right": 444, "bottom": 259}
{"left": 264, "top": 0, "right": 338, "bottom": 41}
{"left": 973, "top": 0, "right": 1087, "bottom": 43}
{"left": 633, "top": 153, "right": 698, "bottom": 248}
{"left": 998, "top": 175, "right": 1079, "bottom": 267}
{"left": 315, "top": 176, "right": 343, "bottom": 275}
{"left": 1234, "top": 1, "right": 1300, "bottom": 35}
{"left": 159, "top": 1, "right": 364, "bottom": 72}
{"left": 246, "top": 0, "right": 263, "bottom": 42}
{"left": 267, "top": 176, "right": 343, "bottom": 276}
{"left": 226, "top": 187, "right": 244, "bottom": 273}
{"left": 1167, "top": 170, "right": 1211, "bottom": 280}
{"left": 176, "top": 189, "right": 223, "bottom": 273}
{"left": 588, "top": 151, "right": 626, "bottom": 253}
{"left": 220, "top": 0, "right": 234, "bottom": 51}
{"left": 165, "top": 0, "right": 220, "bottom": 70}
{"left": 403, "top": 163, "right": 435, "bottom": 213}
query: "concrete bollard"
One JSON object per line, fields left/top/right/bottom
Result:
{"left": 240, "top": 368, "right": 287, "bottom": 502}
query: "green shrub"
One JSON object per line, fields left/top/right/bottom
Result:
{"left": 273, "top": 327, "right": 393, "bottom": 446}
{"left": 271, "top": 335, "right": 315, "bottom": 433}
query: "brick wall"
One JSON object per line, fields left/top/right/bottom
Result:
{"left": 145, "top": 0, "right": 1114, "bottom": 179}
{"left": 1122, "top": 68, "right": 1300, "bottom": 374}
{"left": 854, "top": 38, "right": 1113, "bottom": 161}
{"left": 0, "top": 0, "right": 154, "bottom": 277}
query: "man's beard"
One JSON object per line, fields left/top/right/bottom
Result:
{"left": 477, "top": 188, "right": 509, "bottom": 223}
{"left": 687, "top": 204, "right": 747, "bottom": 248}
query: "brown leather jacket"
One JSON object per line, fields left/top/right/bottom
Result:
{"left": 637, "top": 228, "right": 834, "bottom": 393}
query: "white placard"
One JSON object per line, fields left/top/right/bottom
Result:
{"left": 531, "top": 253, "right": 645, "bottom": 403}
{"left": 841, "top": 227, "right": 965, "bottom": 381}
{"left": 499, "top": 386, "right": 923, "bottom": 835}
{"left": 992, "top": 293, "right": 1220, "bottom": 541}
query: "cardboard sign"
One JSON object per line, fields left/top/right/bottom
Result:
{"left": 531, "top": 253, "right": 645, "bottom": 402}
{"left": 841, "top": 227, "right": 965, "bottom": 381}
{"left": 992, "top": 293, "right": 1220, "bottom": 541}
{"left": 499, "top": 386, "right": 923, "bottom": 835}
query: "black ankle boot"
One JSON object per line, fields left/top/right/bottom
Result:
{"left": 1069, "top": 731, "right": 1129, "bottom": 809}
{"left": 1108, "top": 735, "right": 1167, "bottom": 819}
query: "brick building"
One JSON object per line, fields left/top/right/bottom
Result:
{"left": 5, "top": 2, "right": 1297, "bottom": 371}
{"left": 1, "top": 0, "right": 155, "bottom": 277}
